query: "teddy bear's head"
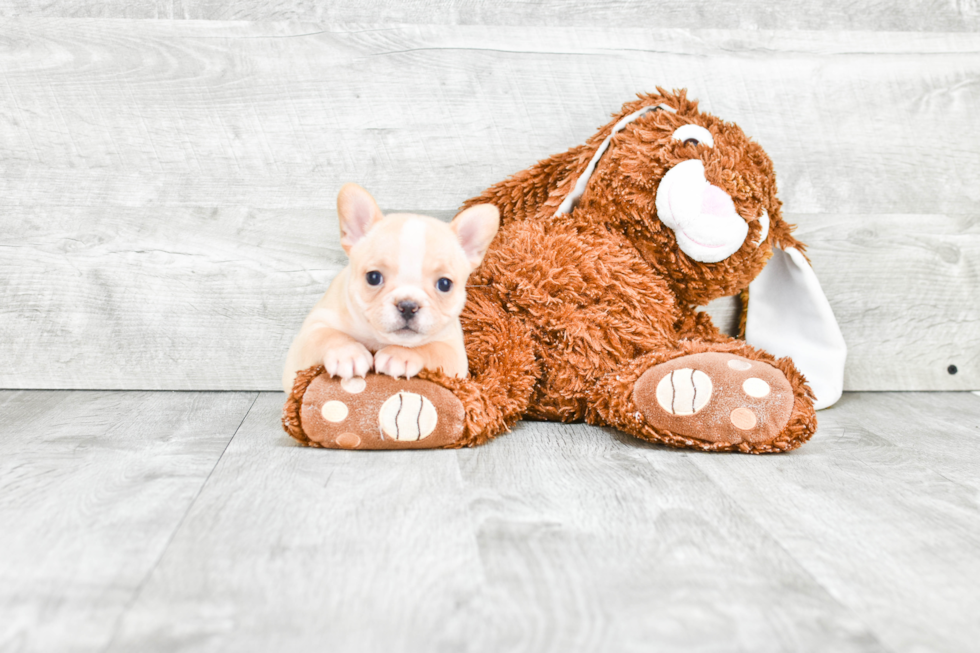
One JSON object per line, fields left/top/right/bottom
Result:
{"left": 564, "top": 89, "right": 802, "bottom": 307}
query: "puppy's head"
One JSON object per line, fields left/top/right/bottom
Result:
{"left": 336, "top": 183, "right": 499, "bottom": 346}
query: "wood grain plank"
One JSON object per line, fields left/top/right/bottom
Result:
{"left": 3, "top": 1, "right": 980, "bottom": 32}
{"left": 445, "top": 421, "right": 889, "bottom": 652}
{"left": 3, "top": 390, "right": 977, "bottom": 651}
{"left": 0, "top": 389, "right": 255, "bottom": 653}
{"left": 105, "top": 392, "right": 487, "bottom": 653}
{"left": 0, "top": 206, "right": 340, "bottom": 391}
{"left": 690, "top": 392, "right": 980, "bottom": 653}
{"left": 1, "top": 22, "right": 979, "bottom": 215}
{"left": 1, "top": 21, "right": 978, "bottom": 391}
{"left": 817, "top": 391, "right": 980, "bottom": 492}
{"left": 793, "top": 212, "right": 980, "bottom": 392}
{"left": 106, "top": 394, "right": 888, "bottom": 652}
{"left": 2, "top": 207, "right": 976, "bottom": 392}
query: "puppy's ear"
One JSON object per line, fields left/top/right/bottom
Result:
{"left": 336, "top": 183, "right": 384, "bottom": 254}
{"left": 451, "top": 204, "right": 500, "bottom": 269}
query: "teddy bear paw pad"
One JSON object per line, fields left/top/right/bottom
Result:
{"left": 378, "top": 392, "right": 439, "bottom": 441}
{"left": 298, "top": 373, "right": 464, "bottom": 449}
{"left": 634, "top": 352, "right": 794, "bottom": 445}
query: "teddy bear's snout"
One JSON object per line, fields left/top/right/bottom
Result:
{"left": 700, "top": 184, "right": 736, "bottom": 217}
{"left": 654, "top": 159, "right": 753, "bottom": 263}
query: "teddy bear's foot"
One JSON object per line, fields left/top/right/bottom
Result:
{"left": 633, "top": 352, "right": 796, "bottom": 448}
{"left": 283, "top": 368, "right": 465, "bottom": 449}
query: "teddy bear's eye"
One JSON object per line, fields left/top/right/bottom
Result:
{"left": 436, "top": 277, "right": 453, "bottom": 293}
{"left": 672, "top": 124, "right": 714, "bottom": 148}
{"left": 365, "top": 270, "right": 383, "bottom": 286}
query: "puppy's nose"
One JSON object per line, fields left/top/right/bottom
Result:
{"left": 396, "top": 300, "right": 420, "bottom": 319}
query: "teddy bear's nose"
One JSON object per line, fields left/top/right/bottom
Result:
{"left": 397, "top": 301, "right": 420, "bottom": 318}
{"left": 700, "top": 184, "right": 737, "bottom": 218}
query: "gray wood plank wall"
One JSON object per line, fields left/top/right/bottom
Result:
{"left": 1, "top": 15, "right": 978, "bottom": 391}
{"left": 4, "top": 1, "right": 980, "bottom": 31}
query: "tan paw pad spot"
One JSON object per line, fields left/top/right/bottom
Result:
{"left": 321, "top": 400, "right": 349, "bottom": 422}
{"left": 655, "top": 369, "right": 712, "bottom": 416}
{"left": 340, "top": 377, "right": 367, "bottom": 394}
{"left": 335, "top": 432, "right": 361, "bottom": 449}
{"left": 728, "top": 359, "right": 752, "bottom": 371}
{"left": 730, "top": 407, "right": 757, "bottom": 430}
{"left": 379, "top": 392, "right": 438, "bottom": 441}
{"left": 742, "top": 377, "right": 771, "bottom": 398}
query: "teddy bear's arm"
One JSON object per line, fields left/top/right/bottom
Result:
{"left": 460, "top": 144, "right": 591, "bottom": 225}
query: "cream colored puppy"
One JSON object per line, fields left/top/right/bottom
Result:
{"left": 282, "top": 184, "right": 499, "bottom": 392}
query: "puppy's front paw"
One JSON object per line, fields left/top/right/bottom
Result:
{"left": 323, "top": 342, "right": 373, "bottom": 379}
{"left": 374, "top": 346, "right": 424, "bottom": 379}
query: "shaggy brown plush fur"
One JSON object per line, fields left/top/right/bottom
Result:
{"left": 286, "top": 88, "right": 818, "bottom": 453}
{"left": 282, "top": 364, "right": 321, "bottom": 445}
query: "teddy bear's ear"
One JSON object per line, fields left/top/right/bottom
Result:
{"left": 552, "top": 102, "right": 677, "bottom": 217}
{"left": 745, "top": 246, "right": 847, "bottom": 409}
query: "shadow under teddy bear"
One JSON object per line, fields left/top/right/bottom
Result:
{"left": 283, "top": 89, "right": 846, "bottom": 454}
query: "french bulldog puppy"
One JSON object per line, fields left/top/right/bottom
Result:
{"left": 282, "top": 184, "right": 499, "bottom": 392}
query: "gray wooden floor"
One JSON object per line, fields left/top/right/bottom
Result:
{"left": 2, "top": 390, "right": 978, "bottom": 653}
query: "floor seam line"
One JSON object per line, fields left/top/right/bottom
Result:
{"left": 99, "top": 391, "right": 260, "bottom": 653}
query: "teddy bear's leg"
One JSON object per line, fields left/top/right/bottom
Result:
{"left": 282, "top": 293, "right": 540, "bottom": 450}
{"left": 590, "top": 339, "right": 816, "bottom": 453}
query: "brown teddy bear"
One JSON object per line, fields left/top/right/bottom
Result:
{"left": 283, "top": 89, "right": 846, "bottom": 453}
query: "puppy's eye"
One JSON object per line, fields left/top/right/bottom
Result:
{"left": 365, "top": 271, "right": 383, "bottom": 286}
{"left": 672, "top": 124, "right": 714, "bottom": 148}
{"left": 436, "top": 277, "right": 453, "bottom": 293}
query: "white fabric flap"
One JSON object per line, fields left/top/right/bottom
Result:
{"left": 746, "top": 247, "right": 847, "bottom": 409}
